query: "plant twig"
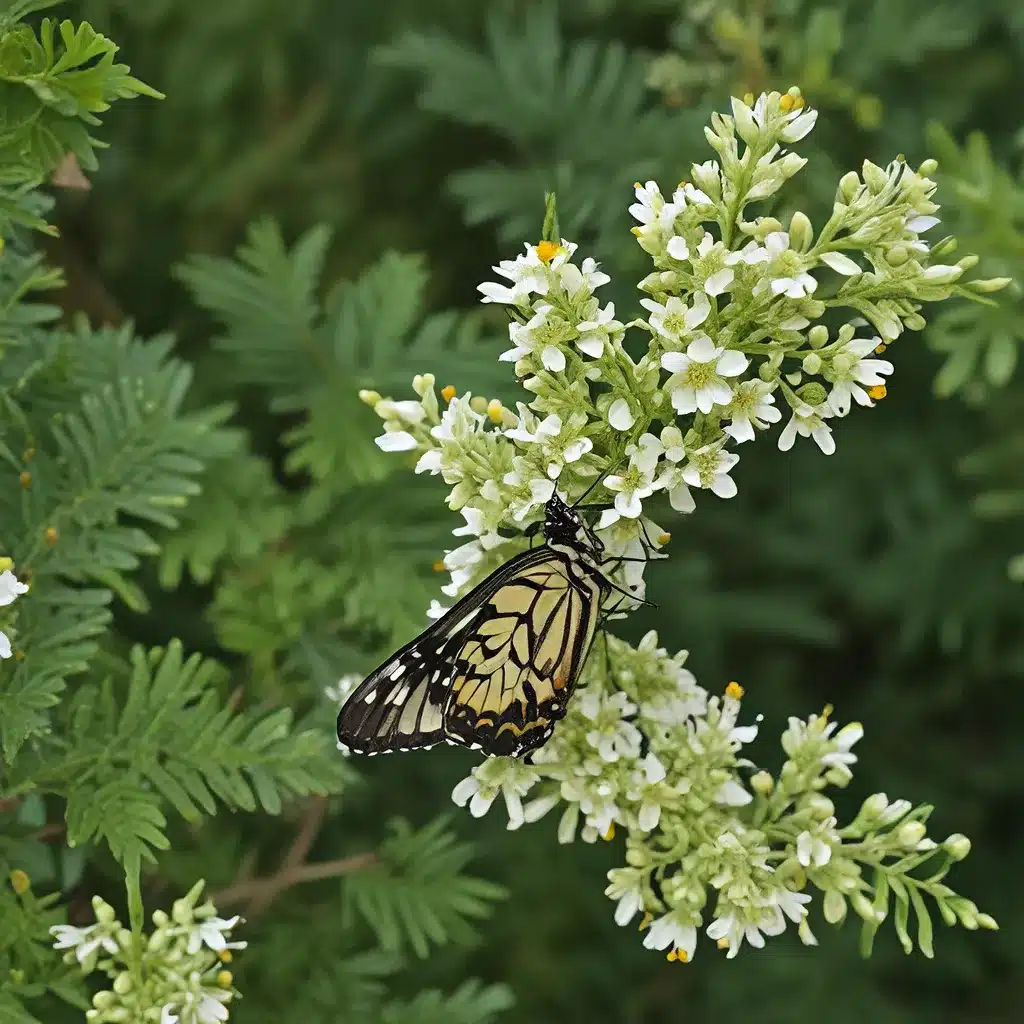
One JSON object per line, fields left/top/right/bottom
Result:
{"left": 212, "top": 851, "right": 377, "bottom": 909}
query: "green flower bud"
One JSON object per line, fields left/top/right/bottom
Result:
{"left": 862, "top": 160, "right": 888, "bottom": 193}
{"left": 930, "top": 235, "right": 957, "bottom": 258}
{"left": 896, "top": 821, "right": 927, "bottom": 848}
{"left": 113, "top": 972, "right": 133, "bottom": 996}
{"left": 358, "top": 389, "right": 382, "bottom": 408}
{"left": 977, "top": 913, "right": 999, "bottom": 930}
{"left": 918, "top": 158, "right": 938, "bottom": 176}
{"left": 957, "top": 253, "right": 979, "bottom": 271}
{"left": 943, "top": 833, "right": 971, "bottom": 861}
{"left": 903, "top": 312, "right": 926, "bottom": 332}
{"left": 92, "top": 991, "right": 116, "bottom": 1010}
{"left": 93, "top": 898, "right": 117, "bottom": 925}
{"left": 808, "top": 325, "right": 829, "bottom": 349}
{"left": 750, "top": 770, "right": 774, "bottom": 795}
{"left": 758, "top": 361, "right": 779, "bottom": 382}
{"left": 823, "top": 889, "right": 847, "bottom": 924}
{"left": 838, "top": 171, "right": 861, "bottom": 203}
{"left": 807, "top": 794, "right": 835, "bottom": 820}
{"left": 796, "top": 382, "right": 828, "bottom": 406}
{"left": 887, "top": 244, "right": 910, "bottom": 267}
{"left": 966, "top": 276, "right": 1012, "bottom": 293}
{"left": 802, "top": 353, "right": 822, "bottom": 375}
{"left": 850, "top": 891, "right": 879, "bottom": 922}
{"left": 789, "top": 211, "right": 814, "bottom": 251}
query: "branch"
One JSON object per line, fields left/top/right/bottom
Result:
{"left": 212, "top": 851, "right": 378, "bottom": 909}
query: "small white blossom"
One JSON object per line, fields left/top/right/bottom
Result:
{"left": 50, "top": 923, "right": 119, "bottom": 964}
{"left": 0, "top": 570, "right": 29, "bottom": 606}
{"left": 797, "top": 829, "right": 834, "bottom": 868}
{"left": 643, "top": 912, "right": 698, "bottom": 961}
{"left": 778, "top": 401, "right": 836, "bottom": 455}
{"left": 642, "top": 292, "right": 710, "bottom": 345}
{"left": 826, "top": 337, "right": 894, "bottom": 416}
{"left": 186, "top": 916, "right": 244, "bottom": 955}
{"left": 723, "top": 380, "right": 782, "bottom": 442}
{"left": 375, "top": 428, "right": 417, "bottom": 452}
{"left": 578, "top": 690, "right": 642, "bottom": 762}
{"left": 452, "top": 758, "right": 540, "bottom": 829}
{"left": 682, "top": 444, "right": 739, "bottom": 499}
{"left": 661, "top": 336, "right": 747, "bottom": 414}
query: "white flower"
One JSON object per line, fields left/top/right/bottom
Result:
{"left": 604, "top": 466, "right": 656, "bottom": 520}
{"left": 499, "top": 304, "right": 573, "bottom": 363}
{"left": 575, "top": 302, "right": 618, "bottom": 357}
{"left": 643, "top": 912, "right": 698, "bottom": 962}
{"left": 0, "top": 632, "right": 11, "bottom": 659}
{"left": 186, "top": 916, "right": 243, "bottom": 955}
{"left": 578, "top": 690, "right": 641, "bottom": 762}
{"left": 715, "top": 779, "right": 753, "bottom": 806}
{"left": 627, "top": 753, "right": 671, "bottom": 831}
{"left": 797, "top": 830, "right": 833, "bottom": 868}
{"left": 755, "top": 231, "right": 818, "bottom": 299}
{"left": 196, "top": 993, "right": 231, "bottom": 1023}
{"left": 477, "top": 244, "right": 550, "bottom": 304}
{"left": 504, "top": 459, "right": 556, "bottom": 520}
{"left": 629, "top": 180, "right": 679, "bottom": 246}
{"left": 825, "top": 337, "right": 894, "bottom": 416}
{"left": 906, "top": 213, "right": 940, "bottom": 233}
{"left": 641, "top": 292, "right": 710, "bottom": 345}
{"left": 667, "top": 235, "right": 690, "bottom": 260}
{"left": 452, "top": 758, "right": 540, "bottom": 829}
{"left": 722, "top": 380, "right": 782, "bottom": 442}
{"left": 780, "top": 107, "right": 818, "bottom": 142}
{"left": 661, "top": 335, "right": 747, "bottom": 414}
{"left": 778, "top": 401, "right": 835, "bottom": 455}
{"left": 605, "top": 869, "right": 645, "bottom": 926}
{"left": 375, "top": 428, "right": 417, "bottom": 452}
{"left": 706, "top": 903, "right": 787, "bottom": 958}
{"left": 0, "top": 570, "right": 29, "bottom": 606}
{"left": 415, "top": 449, "right": 442, "bottom": 474}
{"left": 50, "top": 923, "right": 119, "bottom": 964}
{"left": 681, "top": 444, "right": 739, "bottom": 499}
{"left": 821, "top": 721, "right": 863, "bottom": 770}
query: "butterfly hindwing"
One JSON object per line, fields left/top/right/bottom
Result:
{"left": 443, "top": 552, "right": 605, "bottom": 756}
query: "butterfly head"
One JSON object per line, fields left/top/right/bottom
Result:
{"left": 544, "top": 491, "right": 603, "bottom": 558}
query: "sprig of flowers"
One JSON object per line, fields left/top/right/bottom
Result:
{"left": 359, "top": 89, "right": 999, "bottom": 960}
{"left": 51, "top": 882, "right": 244, "bottom": 1023}
{"left": 0, "top": 558, "right": 30, "bottom": 659}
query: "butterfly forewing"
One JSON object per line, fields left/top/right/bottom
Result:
{"left": 337, "top": 493, "right": 611, "bottom": 758}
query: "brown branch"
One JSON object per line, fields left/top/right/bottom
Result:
{"left": 212, "top": 851, "right": 377, "bottom": 909}
{"left": 244, "top": 795, "right": 328, "bottom": 917}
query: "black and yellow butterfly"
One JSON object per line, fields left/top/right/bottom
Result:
{"left": 337, "top": 491, "right": 626, "bottom": 758}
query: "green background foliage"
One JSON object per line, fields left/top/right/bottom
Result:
{"left": 1, "top": 0, "right": 1022, "bottom": 1021}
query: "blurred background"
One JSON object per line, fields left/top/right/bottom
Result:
{"left": 46, "top": 0, "right": 1023, "bottom": 1020}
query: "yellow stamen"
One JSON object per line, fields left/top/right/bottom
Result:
{"left": 633, "top": 182, "right": 642, "bottom": 189}
{"left": 638, "top": 912, "right": 653, "bottom": 931}
{"left": 535, "top": 240, "right": 561, "bottom": 264}
{"left": 487, "top": 399, "right": 504, "bottom": 424}
{"left": 216, "top": 970, "right": 233, "bottom": 988}
{"left": 19, "top": 471, "right": 30, "bottom": 489}
{"left": 674, "top": 948, "right": 690, "bottom": 963}
{"left": 602, "top": 823, "right": 616, "bottom": 841}
{"left": 822, "top": 703, "right": 834, "bottom": 720}
{"left": 0, "top": 557, "right": 12, "bottom": 573}
{"left": 725, "top": 681, "right": 744, "bottom": 699}
{"left": 874, "top": 343, "right": 887, "bottom": 354}
{"left": 658, "top": 532, "right": 671, "bottom": 546}
{"left": 868, "top": 384, "right": 887, "bottom": 401}
{"left": 43, "top": 527, "right": 58, "bottom": 546}
{"left": 630, "top": 226, "right": 643, "bottom": 237}
{"left": 717, "top": 937, "right": 730, "bottom": 950}
{"left": 9, "top": 869, "right": 30, "bottom": 895}
{"left": 219, "top": 950, "right": 233, "bottom": 963}
{"left": 743, "top": 92, "right": 755, "bottom": 106}
{"left": 666, "top": 949, "right": 678, "bottom": 961}
{"left": 779, "top": 94, "right": 796, "bottom": 112}
{"left": 441, "top": 384, "right": 457, "bottom": 403}
{"left": 432, "top": 560, "right": 447, "bottom": 573}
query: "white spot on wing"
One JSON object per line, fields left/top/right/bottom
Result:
{"left": 363, "top": 690, "right": 377, "bottom": 704}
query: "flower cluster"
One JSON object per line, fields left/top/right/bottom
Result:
{"left": 359, "top": 89, "right": 997, "bottom": 959}
{"left": 51, "top": 882, "right": 244, "bottom": 1023}
{"left": 0, "top": 559, "right": 30, "bottom": 659}
{"left": 448, "top": 632, "right": 994, "bottom": 960}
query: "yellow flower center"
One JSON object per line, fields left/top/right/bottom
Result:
{"left": 441, "top": 384, "right": 457, "bottom": 403}
{"left": 536, "top": 240, "right": 562, "bottom": 264}
{"left": 868, "top": 384, "right": 887, "bottom": 401}
{"left": 487, "top": 399, "right": 504, "bottom": 424}
{"left": 725, "top": 681, "right": 744, "bottom": 699}
{"left": 602, "top": 823, "right": 616, "bottom": 841}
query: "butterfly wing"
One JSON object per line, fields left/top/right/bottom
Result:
{"left": 337, "top": 546, "right": 606, "bottom": 757}
{"left": 442, "top": 550, "right": 606, "bottom": 757}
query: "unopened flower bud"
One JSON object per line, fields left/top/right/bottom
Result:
{"left": 93, "top": 898, "right": 116, "bottom": 925}
{"left": 807, "top": 794, "right": 835, "bottom": 819}
{"left": 918, "top": 158, "right": 938, "bottom": 176}
{"left": 824, "top": 890, "right": 847, "bottom": 925}
{"left": 796, "top": 382, "right": 828, "bottom": 406}
{"left": 358, "top": 389, "right": 382, "bottom": 408}
{"left": 862, "top": 159, "right": 888, "bottom": 193}
{"left": 113, "top": 972, "right": 133, "bottom": 995}
{"left": 750, "top": 770, "right": 774, "bottom": 795}
{"left": 943, "top": 833, "right": 971, "bottom": 861}
{"left": 896, "top": 821, "right": 927, "bottom": 848}
{"left": 802, "top": 352, "right": 822, "bottom": 375}
{"left": 788, "top": 211, "right": 813, "bottom": 251}
{"left": 887, "top": 244, "right": 910, "bottom": 267}
{"left": 850, "top": 891, "right": 879, "bottom": 922}
{"left": 808, "top": 325, "right": 829, "bottom": 349}
{"left": 838, "top": 171, "right": 861, "bottom": 203}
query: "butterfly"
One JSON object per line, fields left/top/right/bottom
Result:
{"left": 337, "top": 491, "right": 631, "bottom": 758}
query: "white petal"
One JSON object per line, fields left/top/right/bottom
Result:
{"left": 716, "top": 349, "right": 748, "bottom": 377}
{"left": 415, "top": 449, "right": 442, "bottom": 474}
{"left": 780, "top": 108, "right": 818, "bottom": 142}
{"left": 710, "top": 473, "right": 738, "bottom": 499}
{"left": 660, "top": 351, "right": 689, "bottom": 372}
{"left": 667, "top": 236, "right": 690, "bottom": 260}
{"left": 0, "top": 631, "right": 11, "bottom": 659}
{"left": 375, "top": 430, "right": 418, "bottom": 452}
{"left": 608, "top": 398, "right": 635, "bottom": 431}
{"left": 819, "top": 251, "right": 862, "bottom": 275}
{"left": 669, "top": 484, "right": 695, "bottom": 513}
{"left": 906, "top": 215, "right": 939, "bottom": 233}
{"left": 577, "top": 335, "right": 604, "bottom": 358}
{"left": 687, "top": 334, "right": 718, "bottom": 362}
{"left": 542, "top": 346, "right": 566, "bottom": 372}
{"left": 704, "top": 268, "right": 734, "bottom": 296}
{"left": 638, "top": 801, "right": 661, "bottom": 832}
{"left": 811, "top": 423, "right": 836, "bottom": 455}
